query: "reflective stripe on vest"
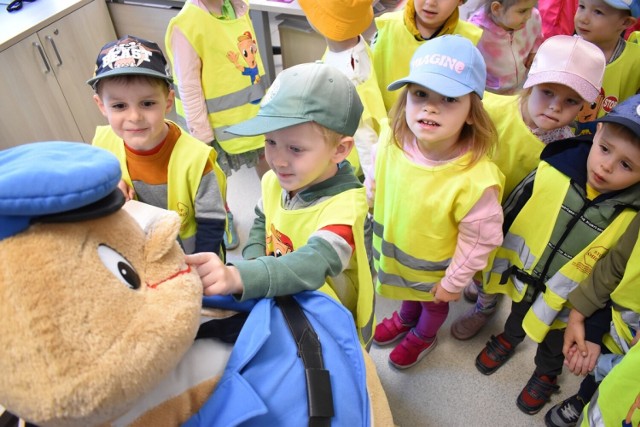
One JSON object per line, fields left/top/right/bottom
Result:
{"left": 165, "top": 2, "right": 265, "bottom": 154}
{"left": 523, "top": 211, "right": 635, "bottom": 342}
{"left": 92, "top": 124, "right": 223, "bottom": 252}
{"left": 373, "top": 138, "right": 503, "bottom": 302}
{"left": 261, "top": 171, "right": 375, "bottom": 348}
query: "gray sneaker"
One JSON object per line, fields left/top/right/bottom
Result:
{"left": 450, "top": 306, "right": 494, "bottom": 340}
{"left": 544, "top": 395, "right": 585, "bottom": 427}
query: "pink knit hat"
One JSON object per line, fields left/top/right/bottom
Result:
{"left": 523, "top": 35, "right": 605, "bottom": 103}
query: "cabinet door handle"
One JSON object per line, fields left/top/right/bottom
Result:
{"left": 45, "top": 35, "right": 63, "bottom": 66}
{"left": 32, "top": 41, "right": 51, "bottom": 74}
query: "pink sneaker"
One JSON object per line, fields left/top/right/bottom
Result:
{"left": 373, "top": 311, "right": 414, "bottom": 345}
{"left": 388, "top": 330, "right": 437, "bottom": 369}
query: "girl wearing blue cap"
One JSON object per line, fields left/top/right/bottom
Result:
{"left": 368, "top": 35, "right": 505, "bottom": 369}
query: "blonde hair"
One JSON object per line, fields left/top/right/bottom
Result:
{"left": 388, "top": 87, "right": 498, "bottom": 167}
{"left": 310, "top": 122, "right": 348, "bottom": 146}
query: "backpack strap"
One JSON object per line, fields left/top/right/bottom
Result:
{"left": 276, "top": 295, "right": 334, "bottom": 427}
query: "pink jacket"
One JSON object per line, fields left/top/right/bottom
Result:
{"left": 469, "top": 7, "right": 543, "bottom": 95}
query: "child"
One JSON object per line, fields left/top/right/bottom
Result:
{"left": 450, "top": 34, "right": 606, "bottom": 339}
{"left": 369, "top": 35, "right": 505, "bottom": 370}
{"left": 545, "top": 183, "right": 640, "bottom": 426}
{"left": 165, "top": 0, "right": 271, "bottom": 250}
{"left": 372, "top": 0, "right": 483, "bottom": 111}
{"left": 185, "top": 63, "right": 376, "bottom": 348}
{"left": 472, "top": 94, "right": 640, "bottom": 416}
{"left": 88, "top": 35, "right": 227, "bottom": 258}
{"left": 468, "top": 0, "right": 543, "bottom": 95}
{"left": 573, "top": 0, "right": 640, "bottom": 136}
{"left": 298, "top": 0, "right": 389, "bottom": 183}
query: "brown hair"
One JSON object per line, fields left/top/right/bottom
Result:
{"left": 388, "top": 87, "right": 498, "bottom": 168}
{"left": 600, "top": 122, "right": 640, "bottom": 149}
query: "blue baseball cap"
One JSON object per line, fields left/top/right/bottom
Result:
{"left": 0, "top": 142, "right": 124, "bottom": 241}
{"left": 387, "top": 35, "right": 487, "bottom": 99}
{"left": 597, "top": 94, "right": 640, "bottom": 138}
{"left": 603, "top": 0, "right": 640, "bottom": 17}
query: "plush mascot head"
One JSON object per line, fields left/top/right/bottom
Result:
{"left": 0, "top": 142, "right": 203, "bottom": 427}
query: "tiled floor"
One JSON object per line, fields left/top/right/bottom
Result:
{"left": 225, "top": 7, "right": 584, "bottom": 426}
{"left": 225, "top": 166, "right": 582, "bottom": 427}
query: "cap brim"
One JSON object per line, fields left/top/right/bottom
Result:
{"left": 87, "top": 68, "right": 173, "bottom": 87}
{"left": 225, "top": 116, "right": 312, "bottom": 136}
{"left": 387, "top": 73, "right": 479, "bottom": 98}
{"left": 596, "top": 116, "right": 640, "bottom": 139}
{"left": 523, "top": 72, "right": 598, "bottom": 103}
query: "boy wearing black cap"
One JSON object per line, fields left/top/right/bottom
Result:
{"left": 186, "top": 63, "right": 376, "bottom": 348}
{"left": 88, "top": 36, "right": 227, "bottom": 258}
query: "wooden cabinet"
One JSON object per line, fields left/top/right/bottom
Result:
{"left": 0, "top": 0, "right": 117, "bottom": 149}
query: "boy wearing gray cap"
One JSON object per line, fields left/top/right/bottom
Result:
{"left": 186, "top": 63, "right": 375, "bottom": 348}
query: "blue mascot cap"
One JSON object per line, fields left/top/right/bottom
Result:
{"left": 0, "top": 141, "right": 124, "bottom": 241}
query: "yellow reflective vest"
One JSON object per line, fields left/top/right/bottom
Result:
{"left": 93, "top": 124, "right": 227, "bottom": 253}
{"left": 261, "top": 171, "right": 375, "bottom": 347}
{"left": 372, "top": 11, "right": 482, "bottom": 111}
{"left": 483, "top": 161, "right": 636, "bottom": 342}
{"left": 601, "top": 235, "right": 640, "bottom": 355}
{"left": 575, "top": 42, "right": 640, "bottom": 135}
{"left": 165, "top": 1, "right": 266, "bottom": 154}
{"left": 580, "top": 341, "right": 640, "bottom": 426}
{"left": 483, "top": 91, "right": 545, "bottom": 199}
{"left": 373, "top": 139, "right": 504, "bottom": 301}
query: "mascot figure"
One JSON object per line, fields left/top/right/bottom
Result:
{"left": 0, "top": 142, "right": 393, "bottom": 427}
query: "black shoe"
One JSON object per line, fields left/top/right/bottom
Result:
{"left": 544, "top": 394, "right": 585, "bottom": 427}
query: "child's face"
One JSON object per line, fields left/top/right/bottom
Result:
{"left": 575, "top": 0, "right": 633, "bottom": 46}
{"left": 413, "top": 0, "right": 461, "bottom": 36}
{"left": 587, "top": 123, "right": 640, "bottom": 193}
{"left": 94, "top": 79, "right": 174, "bottom": 151}
{"left": 523, "top": 83, "right": 584, "bottom": 131}
{"left": 405, "top": 84, "right": 472, "bottom": 158}
{"left": 264, "top": 122, "right": 351, "bottom": 197}
{"left": 491, "top": 0, "right": 537, "bottom": 31}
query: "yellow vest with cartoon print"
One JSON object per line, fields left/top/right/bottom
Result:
{"left": 575, "top": 42, "right": 640, "bottom": 135}
{"left": 580, "top": 342, "right": 640, "bottom": 427}
{"left": 373, "top": 139, "right": 504, "bottom": 302}
{"left": 484, "top": 91, "right": 545, "bottom": 199}
{"left": 261, "top": 171, "right": 375, "bottom": 347}
{"left": 165, "top": 1, "right": 266, "bottom": 154}
{"left": 483, "top": 161, "right": 636, "bottom": 343}
{"left": 322, "top": 43, "right": 390, "bottom": 177}
{"left": 93, "top": 124, "right": 226, "bottom": 252}
{"left": 372, "top": 11, "right": 482, "bottom": 111}
{"left": 600, "top": 234, "right": 640, "bottom": 355}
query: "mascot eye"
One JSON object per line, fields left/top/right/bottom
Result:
{"left": 97, "top": 244, "right": 141, "bottom": 290}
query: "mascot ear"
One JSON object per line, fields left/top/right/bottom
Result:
{"left": 145, "top": 212, "right": 182, "bottom": 263}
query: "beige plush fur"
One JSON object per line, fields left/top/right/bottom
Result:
{"left": 0, "top": 210, "right": 202, "bottom": 427}
{"left": 0, "top": 204, "right": 394, "bottom": 426}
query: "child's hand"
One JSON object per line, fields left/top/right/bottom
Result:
{"left": 185, "top": 252, "right": 244, "bottom": 296}
{"left": 564, "top": 340, "right": 600, "bottom": 376}
{"left": 431, "top": 281, "right": 460, "bottom": 303}
{"left": 117, "top": 179, "right": 135, "bottom": 202}
{"left": 563, "top": 309, "right": 588, "bottom": 358}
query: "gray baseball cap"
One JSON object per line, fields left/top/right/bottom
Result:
{"left": 225, "top": 62, "right": 364, "bottom": 137}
